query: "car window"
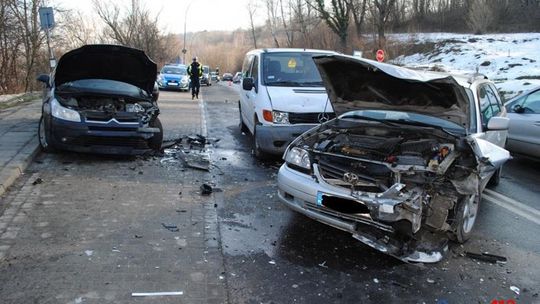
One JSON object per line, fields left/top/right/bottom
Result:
{"left": 161, "top": 66, "right": 186, "bottom": 75}
{"left": 261, "top": 52, "right": 323, "bottom": 87}
{"left": 242, "top": 55, "right": 254, "bottom": 78}
{"left": 522, "top": 90, "right": 540, "bottom": 113}
{"left": 479, "top": 85, "right": 499, "bottom": 128}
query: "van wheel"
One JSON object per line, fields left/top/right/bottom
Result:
{"left": 450, "top": 193, "right": 480, "bottom": 243}
{"left": 38, "top": 116, "right": 56, "bottom": 153}
{"left": 148, "top": 118, "right": 163, "bottom": 151}
{"left": 238, "top": 104, "right": 249, "bottom": 133}
{"left": 253, "top": 125, "right": 268, "bottom": 160}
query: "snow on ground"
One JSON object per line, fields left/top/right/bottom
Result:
{"left": 391, "top": 33, "right": 540, "bottom": 100}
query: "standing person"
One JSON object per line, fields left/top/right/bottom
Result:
{"left": 187, "top": 57, "right": 202, "bottom": 100}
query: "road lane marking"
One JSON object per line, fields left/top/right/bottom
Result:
{"left": 483, "top": 193, "right": 540, "bottom": 226}
{"left": 484, "top": 189, "right": 540, "bottom": 218}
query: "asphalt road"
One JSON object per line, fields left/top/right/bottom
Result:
{"left": 0, "top": 84, "right": 538, "bottom": 303}
{"left": 205, "top": 83, "right": 540, "bottom": 304}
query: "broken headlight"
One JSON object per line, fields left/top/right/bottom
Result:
{"left": 51, "top": 99, "right": 81, "bottom": 122}
{"left": 284, "top": 147, "right": 311, "bottom": 171}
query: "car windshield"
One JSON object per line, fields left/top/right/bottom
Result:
{"left": 262, "top": 52, "right": 324, "bottom": 87}
{"left": 161, "top": 66, "right": 187, "bottom": 75}
{"left": 56, "top": 79, "right": 148, "bottom": 97}
{"left": 341, "top": 110, "right": 465, "bottom": 133}
{"left": 203, "top": 66, "right": 209, "bottom": 74}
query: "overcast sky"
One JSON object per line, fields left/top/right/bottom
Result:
{"left": 52, "top": 0, "right": 256, "bottom": 33}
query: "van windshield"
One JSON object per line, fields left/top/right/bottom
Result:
{"left": 262, "top": 52, "right": 324, "bottom": 87}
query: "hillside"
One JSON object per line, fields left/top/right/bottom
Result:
{"left": 392, "top": 33, "right": 540, "bottom": 100}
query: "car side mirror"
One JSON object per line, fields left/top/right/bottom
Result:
{"left": 512, "top": 104, "right": 525, "bottom": 114}
{"left": 242, "top": 77, "right": 256, "bottom": 92}
{"left": 487, "top": 116, "right": 509, "bottom": 130}
{"left": 37, "top": 74, "right": 50, "bottom": 88}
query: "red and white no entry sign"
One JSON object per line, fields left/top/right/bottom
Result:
{"left": 376, "top": 49, "right": 385, "bottom": 62}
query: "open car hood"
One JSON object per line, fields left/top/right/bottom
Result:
{"left": 313, "top": 55, "right": 471, "bottom": 129}
{"left": 54, "top": 45, "right": 157, "bottom": 95}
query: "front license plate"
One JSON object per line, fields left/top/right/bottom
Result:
{"left": 168, "top": 82, "right": 179, "bottom": 86}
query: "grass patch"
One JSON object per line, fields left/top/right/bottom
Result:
{"left": 516, "top": 75, "right": 540, "bottom": 80}
{"left": 0, "top": 92, "right": 40, "bottom": 110}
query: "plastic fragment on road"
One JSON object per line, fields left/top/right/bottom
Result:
{"left": 510, "top": 286, "right": 520, "bottom": 295}
{"left": 132, "top": 291, "right": 184, "bottom": 297}
{"left": 161, "top": 223, "right": 179, "bottom": 232}
{"left": 464, "top": 251, "right": 507, "bottom": 263}
{"left": 318, "top": 261, "right": 328, "bottom": 268}
{"left": 32, "top": 178, "right": 43, "bottom": 185}
{"left": 200, "top": 183, "right": 213, "bottom": 195}
{"left": 268, "top": 260, "right": 276, "bottom": 265}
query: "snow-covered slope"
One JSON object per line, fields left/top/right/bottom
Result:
{"left": 392, "top": 33, "right": 540, "bottom": 100}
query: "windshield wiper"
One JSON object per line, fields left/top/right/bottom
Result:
{"left": 267, "top": 80, "right": 302, "bottom": 86}
{"left": 339, "top": 114, "right": 399, "bottom": 127}
{"left": 392, "top": 119, "right": 463, "bottom": 135}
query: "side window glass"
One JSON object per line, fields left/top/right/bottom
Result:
{"left": 242, "top": 55, "right": 253, "bottom": 78}
{"left": 251, "top": 56, "right": 259, "bottom": 85}
{"left": 522, "top": 91, "right": 540, "bottom": 113}
{"left": 485, "top": 86, "right": 501, "bottom": 116}
{"left": 488, "top": 84, "right": 504, "bottom": 108}
{"left": 479, "top": 86, "right": 494, "bottom": 128}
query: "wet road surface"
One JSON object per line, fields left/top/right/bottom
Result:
{"left": 205, "top": 83, "right": 540, "bottom": 304}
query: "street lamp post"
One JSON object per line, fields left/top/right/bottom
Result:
{"left": 182, "top": 1, "right": 193, "bottom": 64}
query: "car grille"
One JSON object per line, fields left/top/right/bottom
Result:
{"left": 288, "top": 112, "right": 335, "bottom": 124}
{"left": 316, "top": 154, "right": 392, "bottom": 192}
{"left": 73, "top": 136, "right": 149, "bottom": 149}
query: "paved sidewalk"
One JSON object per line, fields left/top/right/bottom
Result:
{"left": 0, "top": 92, "right": 228, "bottom": 303}
{"left": 0, "top": 100, "right": 41, "bottom": 197}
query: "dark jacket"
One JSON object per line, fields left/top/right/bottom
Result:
{"left": 188, "top": 62, "right": 202, "bottom": 81}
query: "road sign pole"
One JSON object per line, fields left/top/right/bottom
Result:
{"left": 45, "top": 26, "right": 55, "bottom": 71}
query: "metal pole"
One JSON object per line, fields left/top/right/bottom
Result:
{"left": 45, "top": 26, "right": 54, "bottom": 71}
{"left": 182, "top": 1, "right": 193, "bottom": 64}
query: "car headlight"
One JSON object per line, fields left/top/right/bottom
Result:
{"left": 272, "top": 111, "right": 289, "bottom": 124}
{"left": 284, "top": 147, "right": 311, "bottom": 170}
{"left": 51, "top": 98, "right": 81, "bottom": 122}
{"left": 181, "top": 78, "right": 188, "bottom": 84}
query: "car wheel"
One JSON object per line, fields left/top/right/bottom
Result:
{"left": 253, "top": 125, "right": 268, "bottom": 160}
{"left": 488, "top": 166, "right": 502, "bottom": 187}
{"left": 450, "top": 193, "right": 480, "bottom": 243}
{"left": 148, "top": 117, "right": 163, "bottom": 151}
{"left": 38, "top": 116, "right": 55, "bottom": 153}
{"left": 238, "top": 104, "right": 249, "bottom": 133}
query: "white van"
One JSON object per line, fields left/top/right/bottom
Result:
{"left": 239, "top": 48, "right": 337, "bottom": 158}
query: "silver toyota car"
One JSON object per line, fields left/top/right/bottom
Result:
{"left": 277, "top": 54, "right": 510, "bottom": 263}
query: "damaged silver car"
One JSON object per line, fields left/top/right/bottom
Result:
{"left": 277, "top": 55, "right": 510, "bottom": 263}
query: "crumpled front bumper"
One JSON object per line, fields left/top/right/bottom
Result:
{"left": 277, "top": 163, "right": 447, "bottom": 263}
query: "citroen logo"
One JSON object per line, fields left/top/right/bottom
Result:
{"left": 318, "top": 112, "right": 330, "bottom": 123}
{"left": 343, "top": 172, "right": 359, "bottom": 185}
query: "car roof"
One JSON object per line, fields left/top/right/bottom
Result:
{"left": 245, "top": 48, "right": 338, "bottom": 56}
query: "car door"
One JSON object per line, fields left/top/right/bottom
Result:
{"left": 506, "top": 89, "right": 540, "bottom": 157}
{"left": 240, "top": 54, "right": 259, "bottom": 133}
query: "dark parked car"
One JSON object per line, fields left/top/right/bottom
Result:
{"left": 504, "top": 86, "right": 540, "bottom": 159}
{"left": 36, "top": 44, "right": 163, "bottom": 155}
{"left": 222, "top": 73, "right": 233, "bottom": 81}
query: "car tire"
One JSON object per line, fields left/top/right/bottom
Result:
{"left": 38, "top": 116, "right": 56, "bottom": 153}
{"left": 148, "top": 117, "right": 163, "bottom": 151}
{"left": 253, "top": 125, "right": 268, "bottom": 160}
{"left": 238, "top": 104, "right": 249, "bottom": 133}
{"left": 450, "top": 193, "right": 480, "bottom": 243}
{"left": 488, "top": 166, "right": 502, "bottom": 187}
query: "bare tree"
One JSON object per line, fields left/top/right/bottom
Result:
{"left": 9, "top": 0, "right": 45, "bottom": 92}
{"left": 372, "top": 0, "right": 396, "bottom": 49}
{"left": 467, "top": 0, "right": 494, "bottom": 34}
{"left": 309, "top": 0, "right": 350, "bottom": 52}
{"left": 265, "top": 0, "right": 281, "bottom": 47}
{"left": 348, "top": 0, "right": 368, "bottom": 42}
{"left": 247, "top": 0, "right": 258, "bottom": 48}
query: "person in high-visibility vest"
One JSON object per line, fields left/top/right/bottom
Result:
{"left": 187, "top": 57, "right": 203, "bottom": 99}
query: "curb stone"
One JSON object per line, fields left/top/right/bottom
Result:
{"left": 0, "top": 136, "right": 40, "bottom": 197}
